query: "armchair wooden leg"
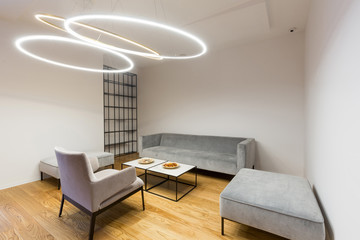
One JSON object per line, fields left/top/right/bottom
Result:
{"left": 141, "top": 187, "right": 145, "bottom": 211}
{"left": 89, "top": 213, "right": 96, "bottom": 240}
{"left": 59, "top": 194, "right": 65, "bottom": 217}
{"left": 221, "top": 217, "right": 224, "bottom": 235}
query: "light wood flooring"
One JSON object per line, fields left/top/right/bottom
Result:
{"left": 0, "top": 154, "right": 287, "bottom": 240}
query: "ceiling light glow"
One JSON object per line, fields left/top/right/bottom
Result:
{"left": 64, "top": 15, "right": 207, "bottom": 59}
{"left": 15, "top": 35, "right": 134, "bottom": 73}
{"left": 35, "top": 14, "right": 67, "bottom": 32}
{"left": 35, "top": 13, "right": 162, "bottom": 60}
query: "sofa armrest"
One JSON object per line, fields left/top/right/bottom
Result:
{"left": 139, "top": 133, "right": 162, "bottom": 156}
{"left": 236, "top": 138, "right": 256, "bottom": 171}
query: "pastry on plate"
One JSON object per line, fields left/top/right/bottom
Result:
{"left": 138, "top": 158, "right": 154, "bottom": 164}
{"left": 163, "top": 162, "right": 179, "bottom": 169}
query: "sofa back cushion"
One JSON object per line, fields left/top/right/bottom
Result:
{"left": 160, "top": 133, "right": 245, "bottom": 154}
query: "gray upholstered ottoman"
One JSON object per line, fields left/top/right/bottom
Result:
{"left": 87, "top": 152, "right": 115, "bottom": 168}
{"left": 39, "top": 151, "right": 114, "bottom": 189}
{"left": 220, "top": 169, "right": 325, "bottom": 240}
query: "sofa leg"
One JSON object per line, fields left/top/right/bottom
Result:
{"left": 252, "top": 165, "right": 255, "bottom": 169}
{"left": 40, "top": 172, "right": 43, "bottom": 181}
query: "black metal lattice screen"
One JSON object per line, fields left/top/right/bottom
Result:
{"left": 103, "top": 65, "right": 138, "bottom": 156}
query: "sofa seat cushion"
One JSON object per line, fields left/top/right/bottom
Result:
{"left": 142, "top": 146, "right": 237, "bottom": 175}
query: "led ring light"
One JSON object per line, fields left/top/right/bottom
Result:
{"left": 64, "top": 15, "right": 207, "bottom": 59}
{"left": 35, "top": 14, "right": 162, "bottom": 60}
{"left": 15, "top": 35, "right": 134, "bottom": 73}
{"left": 35, "top": 14, "right": 68, "bottom": 32}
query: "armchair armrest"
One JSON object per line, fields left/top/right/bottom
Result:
{"left": 139, "top": 133, "right": 162, "bottom": 156}
{"left": 236, "top": 138, "right": 256, "bottom": 172}
{"left": 90, "top": 167, "right": 137, "bottom": 211}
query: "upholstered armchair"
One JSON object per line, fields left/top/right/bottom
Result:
{"left": 55, "top": 147, "right": 144, "bottom": 240}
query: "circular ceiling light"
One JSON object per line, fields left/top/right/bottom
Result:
{"left": 35, "top": 14, "right": 68, "bottom": 32}
{"left": 35, "top": 14, "right": 162, "bottom": 60}
{"left": 15, "top": 35, "right": 134, "bottom": 73}
{"left": 64, "top": 15, "right": 207, "bottom": 60}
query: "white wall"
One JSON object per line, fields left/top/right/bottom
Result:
{"left": 139, "top": 32, "right": 305, "bottom": 176}
{"left": 0, "top": 20, "right": 104, "bottom": 189}
{"left": 305, "top": 0, "right": 360, "bottom": 239}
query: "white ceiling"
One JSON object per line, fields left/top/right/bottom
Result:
{"left": 0, "top": 0, "right": 310, "bottom": 68}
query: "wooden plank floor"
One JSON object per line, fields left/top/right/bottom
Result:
{"left": 0, "top": 154, "right": 287, "bottom": 240}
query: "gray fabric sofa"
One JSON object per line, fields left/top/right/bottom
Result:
{"left": 140, "top": 133, "right": 255, "bottom": 175}
{"left": 220, "top": 169, "right": 325, "bottom": 240}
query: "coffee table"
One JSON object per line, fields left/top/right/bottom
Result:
{"left": 146, "top": 162, "right": 197, "bottom": 202}
{"left": 121, "top": 158, "right": 197, "bottom": 202}
{"left": 121, "top": 158, "right": 166, "bottom": 190}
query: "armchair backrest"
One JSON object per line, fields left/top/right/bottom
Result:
{"left": 55, "top": 147, "right": 96, "bottom": 210}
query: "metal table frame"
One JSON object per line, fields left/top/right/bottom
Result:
{"left": 146, "top": 167, "right": 197, "bottom": 202}
{"left": 121, "top": 159, "right": 197, "bottom": 202}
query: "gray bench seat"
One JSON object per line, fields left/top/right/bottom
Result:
{"left": 220, "top": 169, "right": 325, "bottom": 240}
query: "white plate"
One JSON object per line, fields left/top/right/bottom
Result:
{"left": 138, "top": 158, "right": 154, "bottom": 164}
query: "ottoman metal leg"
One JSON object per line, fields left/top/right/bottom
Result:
{"left": 221, "top": 217, "right": 224, "bottom": 235}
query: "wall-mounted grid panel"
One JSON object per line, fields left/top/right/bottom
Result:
{"left": 103, "top": 65, "right": 138, "bottom": 156}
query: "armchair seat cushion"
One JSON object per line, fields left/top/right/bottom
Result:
{"left": 142, "top": 146, "right": 237, "bottom": 175}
